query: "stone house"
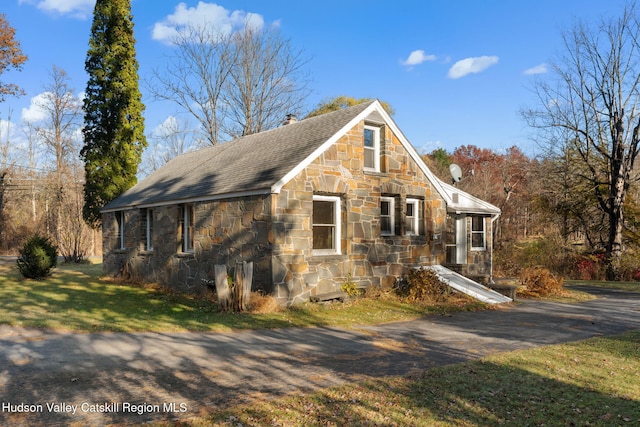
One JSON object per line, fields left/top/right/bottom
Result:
{"left": 101, "top": 100, "right": 500, "bottom": 304}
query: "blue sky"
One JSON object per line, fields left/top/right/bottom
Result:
{"left": 1, "top": 0, "right": 630, "bottom": 158}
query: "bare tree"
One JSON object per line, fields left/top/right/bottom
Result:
{"left": 147, "top": 25, "right": 234, "bottom": 145}
{"left": 524, "top": 3, "right": 640, "bottom": 280}
{"left": 30, "top": 66, "right": 82, "bottom": 245}
{"left": 27, "top": 65, "right": 93, "bottom": 261}
{"left": 35, "top": 66, "right": 81, "bottom": 179}
{"left": 141, "top": 116, "right": 199, "bottom": 176}
{"left": 148, "top": 21, "right": 309, "bottom": 145}
{"left": 222, "top": 24, "right": 310, "bottom": 138}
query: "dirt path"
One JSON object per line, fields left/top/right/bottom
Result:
{"left": 1, "top": 285, "right": 639, "bottom": 426}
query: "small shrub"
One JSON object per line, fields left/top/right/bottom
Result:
{"left": 16, "top": 235, "right": 58, "bottom": 279}
{"left": 362, "top": 284, "right": 390, "bottom": 300}
{"left": 570, "top": 252, "right": 605, "bottom": 281}
{"left": 340, "top": 274, "right": 360, "bottom": 297}
{"left": 396, "top": 268, "right": 452, "bottom": 303}
{"left": 248, "top": 291, "right": 280, "bottom": 313}
{"left": 518, "top": 267, "right": 564, "bottom": 297}
{"left": 494, "top": 236, "right": 574, "bottom": 278}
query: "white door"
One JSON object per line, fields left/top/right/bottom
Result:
{"left": 445, "top": 215, "right": 467, "bottom": 264}
{"left": 455, "top": 215, "right": 467, "bottom": 264}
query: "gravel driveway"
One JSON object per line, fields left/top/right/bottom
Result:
{"left": 1, "top": 285, "right": 639, "bottom": 426}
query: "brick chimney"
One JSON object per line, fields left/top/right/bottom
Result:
{"left": 282, "top": 114, "right": 297, "bottom": 125}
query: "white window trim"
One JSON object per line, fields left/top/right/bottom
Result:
{"left": 145, "top": 208, "right": 153, "bottom": 251}
{"left": 182, "top": 204, "right": 195, "bottom": 253}
{"left": 405, "top": 198, "right": 420, "bottom": 236}
{"left": 117, "top": 211, "right": 125, "bottom": 250}
{"left": 363, "top": 125, "right": 380, "bottom": 172}
{"left": 380, "top": 196, "right": 395, "bottom": 236}
{"left": 471, "top": 216, "right": 486, "bottom": 251}
{"left": 312, "top": 195, "right": 341, "bottom": 255}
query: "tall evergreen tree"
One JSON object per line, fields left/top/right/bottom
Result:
{"left": 81, "top": 0, "right": 146, "bottom": 227}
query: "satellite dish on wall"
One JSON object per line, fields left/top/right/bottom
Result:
{"left": 449, "top": 163, "right": 463, "bottom": 184}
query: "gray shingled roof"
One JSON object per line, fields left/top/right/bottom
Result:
{"left": 102, "top": 101, "right": 375, "bottom": 211}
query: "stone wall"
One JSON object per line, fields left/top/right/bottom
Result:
{"left": 103, "top": 195, "right": 273, "bottom": 294}
{"left": 271, "top": 120, "right": 448, "bottom": 304}
{"left": 102, "top": 117, "right": 491, "bottom": 304}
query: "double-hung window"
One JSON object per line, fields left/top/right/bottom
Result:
{"left": 380, "top": 197, "right": 395, "bottom": 236}
{"left": 363, "top": 125, "right": 380, "bottom": 172}
{"left": 141, "top": 208, "right": 153, "bottom": 251}
{"left": 312, "top": 195, "right": 341, "bottom": 255}
{"left": 180, "top": 204, "right": 195, "bottom": 253}
{"left": 405, "top": 198, "right": 420, "bottom": 236}
{"left": 471, "top": 216, "right": 486, "bottom": 250}
{"left": 116, "top": 211, "right": 125, "bottom": 250}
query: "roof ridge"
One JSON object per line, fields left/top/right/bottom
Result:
{"left": 102, "top": 100, "right": 379, "bottom": 211}
{"left": 167, "top": 99, "right": 377, "bottom": 161}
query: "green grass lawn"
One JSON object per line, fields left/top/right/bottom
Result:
{"left": 566, "top": 279, "right": 640, "bottom": 292}
{"left": 0, "top": 261, "right": 487, "bottom": 333}
{"left": 2, "top": 262, "right": 639, "bottom": 426}
{"left": 197, "top": 329, "right": 640, "bottom": 426}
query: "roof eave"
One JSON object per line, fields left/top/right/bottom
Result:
{"left": 100, "top": 188, "right": 272, "bottom": 213}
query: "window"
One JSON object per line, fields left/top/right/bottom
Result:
{"left": 405, "top": 198, "right": 420, "bottom": 236}
{"left": 363, "top": 125, "right": 380, "bottom": 172}
{"left": 380, "top": 197, "right": 395, "bottom": 236}
{"left": 141, "top": 208, "right": 153, "bottom": 251}
{"left": 471, "top": 216, "right": 486, "bottom": 250}
{"left": 116, "top": 211, "right": 125, "bottom": 250}
{"left": 180, "top": 204, "right": 195, "bottom": 253}
{"left": 312, "top": 195, "right": 341, "bottom": 254}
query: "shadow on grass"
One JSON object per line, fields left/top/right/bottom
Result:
{"left": 208, "top": 331, "right": 640, "bottom": 426}
{"left": 0, "top": 263, "right": 303, "bottom": 331}
{"left": 0, "top": 319, "right": 473, "bottom": 425}
{"left": 0, "top": 280, "right": 638, "bottom": 425}
{"left": 1, "top": 262, "right": 639, "bottom": 425}
{"left": 0, "top": 263, "right": 479, "bottom": 333}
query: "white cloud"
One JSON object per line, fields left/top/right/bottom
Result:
{"left": 152, "top": 2, "right": 265, "bottom": 44}
{"left": 153, "top": 116, "right": 179, "bottom": 137}
{"left": 416, "top": 140, "right": 443, "bottom": 154}
{"left": 20, "top": 0, "right": 95, "bottom": 19}
{"left": 21, "top": 91, "right": 82, "bottom": 124}
{"left": 401, "top": 50, "right": 436, "bottom": 66}
{"left": 0, "top": 119, "right": 17, "bottom": 145}
{"left": 524, "top": 63, "right": 548, "bottom": 75}
{"left": 21, "top": 93, "right": 50, "bottom": 123}
{"left": 447, "top": 56, "right": 499, "bottom": 79}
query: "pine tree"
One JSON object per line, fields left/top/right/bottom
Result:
{"left": 81, "top": 0, "right": 146, "bottom": 228}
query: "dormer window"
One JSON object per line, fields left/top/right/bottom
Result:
{"left": 363, "top": 125, "right": 380, "bottom": 172}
